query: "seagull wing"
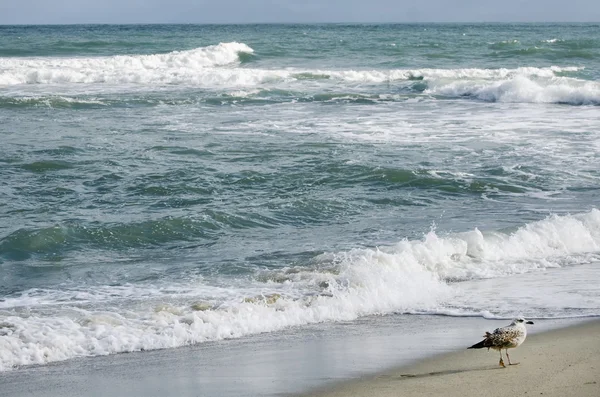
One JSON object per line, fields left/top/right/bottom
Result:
{"left": 469, "top": 325, "right": 519, "bottom": 349}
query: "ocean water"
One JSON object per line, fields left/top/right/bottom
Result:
{"left": 1, "top": 23, "right": 600, "bottom": 372}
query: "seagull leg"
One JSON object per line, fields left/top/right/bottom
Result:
{"left": 499, "top": 350, "right": 505, "bottom": 368}
{"left": 506, "top": 350, "right": 520, "bottom": 366}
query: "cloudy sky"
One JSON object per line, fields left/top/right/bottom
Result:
{"left": 0, "top": 0, "right": 599, "bottom": 25}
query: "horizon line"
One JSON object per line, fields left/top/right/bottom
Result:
{"left": 1, "top": 20, "right": 599, "bottom": 27}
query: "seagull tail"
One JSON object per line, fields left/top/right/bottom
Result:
{"left": 468, "top": 339, "right": 487, "bottom": 349}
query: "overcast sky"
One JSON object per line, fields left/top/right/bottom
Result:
{"left": 0, "top": 0, "right": 599, "bottom": 25}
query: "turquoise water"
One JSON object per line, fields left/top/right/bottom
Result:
{"left": 1, "top": 24, "right": 600, "bottom": 371}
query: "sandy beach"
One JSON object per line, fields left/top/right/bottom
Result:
{"left": 308, "top": 319, "right": 600, "bottom": 397}
{"left": 0, "top": 316, "right": 596, "bottom": 397}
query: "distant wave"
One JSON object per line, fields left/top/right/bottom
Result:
{"left": 425, "top": 74, "right": 600, "bottom": 105}
{"left": 293, "top": 66, "right": 582, "bottom": 82}
{"left": 0, "top": 42, "right": 253, "bottom": 85}
{"left": 1, "top": 209, "right": 599, "bottom": 371}
{"left": 0, "top": 52, "right": 581, "bottom": 86}
{"left": 488, "top": 39, "right": 520, "bottom": 50}
{"left": 2, "top": 51, "right": 596, "bottom": 106}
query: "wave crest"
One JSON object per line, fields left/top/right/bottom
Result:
{"left": 425, "top": 74, "right": 600, "bottom": 105}
{"left": 0, "top": 42, "right": 254, "bottom": 85}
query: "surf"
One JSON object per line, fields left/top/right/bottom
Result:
{"left": 1, "top": 210, "right": 599, "bottom": 371}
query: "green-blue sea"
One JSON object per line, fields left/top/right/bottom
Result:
{"left": 1, "top": 23, "right": 600, "bottom": 371}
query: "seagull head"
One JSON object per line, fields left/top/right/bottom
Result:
{"left": 514, "top": 317, "right": 534, "bottom": 325}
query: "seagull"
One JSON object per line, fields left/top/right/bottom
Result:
{"left": 468, "top": 317, "right": 534, "bottom": 367}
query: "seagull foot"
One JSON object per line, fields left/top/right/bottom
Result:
{"left": 499, "top": 358, "right": 505, "bottom": 368}
{"left": 509, "top": 362, "right": 520, "bottom": 366}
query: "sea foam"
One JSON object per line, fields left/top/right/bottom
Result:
{"left": 1, "top": 45, "right": 596, "bottom": 105}
{"left": 0, "top": 42, "right": 253, "bottom": 85}
{"left": 1, "top": 210, "right": 599, "bottom": 371}
{"left": 425, "top": 74, "right": 600, "bottom": 105}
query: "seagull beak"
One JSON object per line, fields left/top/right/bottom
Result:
{"left": 526, "top": 321, "right": 534, "bottom": 325}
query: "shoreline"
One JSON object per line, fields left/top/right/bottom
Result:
{"left": 0, "top": 316, "right": 595, "bottom": 397}
{"left": 305, "top": 319, "right": 600, "bottom": 397}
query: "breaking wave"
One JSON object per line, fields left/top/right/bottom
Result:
{"left": 0, "top": 42, "right": 254, "bottom": 85}
{"left": 2, "top": 60, "right": 578, "bottom": 87}
{"left": 425, "top": 74, "right": 600, "bottom": 105}
{"left": 1, "top": 210, "right": 599, "bottom": 371}
{"left": 1, "top": 47, "right": 596, "bottom": 105}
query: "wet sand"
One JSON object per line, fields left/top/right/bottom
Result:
{"left": 307, "top": 319, "right": 600, "bottom": 397}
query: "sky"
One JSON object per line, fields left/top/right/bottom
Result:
{"left": 0, "top": 0, "right": 599, "bottom": 25}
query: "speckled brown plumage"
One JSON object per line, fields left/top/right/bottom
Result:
{"left": 468, "top": 318, "right": 534, "bottom": 367}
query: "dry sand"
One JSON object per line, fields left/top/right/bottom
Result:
{"left": 308, "top": 319, "right": 600, "bottom": 397}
